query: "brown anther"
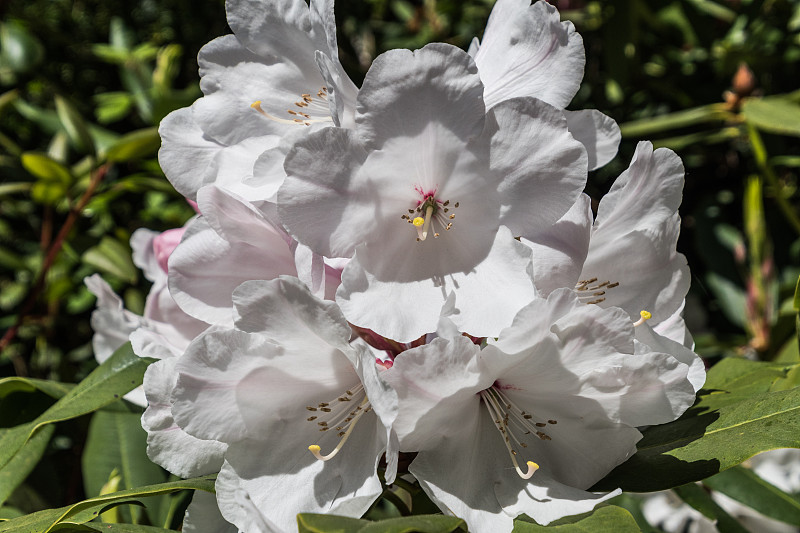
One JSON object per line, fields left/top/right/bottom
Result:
{"left": 587, "top": 298, "right": 605, "bottom": 304}
{"left": 307, "top": 416, "right": 317, "bottom": 421}
{"left": 449, "top": 214, "right": 455, "bottom": 219}
{"left": 548, "top": 420, "right": 557, "bottom": 425}
{"left": 454, "top": 202, "right": 460, "bottom": 208}
{"left": 535, "top": 422, "right": 546, "bottom": 427}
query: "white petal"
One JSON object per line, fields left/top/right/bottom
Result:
{"left": 216, "top": 463, "right": 283, "bottom": 533}
{"left": 182, "top": 490, "right": 238, "bottom": 533}
{"left": 158, "top": 108, "right": 222, "bottom": 200}
{"left": 635, "top": 322, "right": 705, "bottom": 393}
{"left": 564, "top": 109, "right": 621, "bottom": 171}
{"left": 193, "top": 35, "right": 325, "bottom": 145}
{"left": 487, "top": 97, "right": 587, "bottom": 237}
{"left": 172, "top": 328, "right": 281, "bottom": 443}
{"left": 168, "top": 190, "right": 298, "bottom": 326}
{"left": 337, "top": 227, "right": 536, "bottom": 343}
{"left": 142, "top": 358, "right": 226, "bottom": 477}
{"left": 130, "top": 228, "right": 162, "bottom": 282}
{"left": 204, "top": 134, "right": 282, "bottom": 201}
{"left": 221, "top": 412, "right": 384, "bottom": 531}
{"left": 84, "top": 274, "right": 142, "bottom": 363}
{"left": 585, "top": 142, "right": 690, "bottom": 325}
{"left": 474, "top": 0, "right": 585, "bottom": 109}
{"left": 232, "top": 276, "right": 352, "bottom": 354}
{"left": 410, "top": 412, "right": 621, "bottom": 533}
{"left": 355, "top": 43, "right": 485, "bottom": 149}
{"left": 522, "top": 194, "right": 592, "bottom": 296}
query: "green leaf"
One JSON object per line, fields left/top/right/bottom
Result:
{"left": 0, "top": 425, "right": 55, "bottom": 506}
{"left": 673, "top": 483, "right": 748, "bottom": 533}
{"left": 105, "top": 128, "right": 160, "bottom": 162}
{"left": 511, "top": 506, "right": 640, "bottom": 532}
{"left": 358, "top": 515, "right": 466, "bottom": 533}
{"left": 743, "top": 97, "right": 800, "bottom": 137}
{"left": 605, "top": 494, "right": 662, "bottom": 533}
{"left": 620, "top": 103, "right": 731, "bottom": 138}
{"left": 51, "top": 523, "right": 174, "bottom": 533}
{"left": 297, "top": 514, "right": 465, "bottom": 533}
{"left": 0, "top": 376, "right": 73, "bottom": 401}
{"left": 0, "top": 21, "right": 44, "bottom": 74}
{"left": 704, "top": 465, "right": 800, "bottom": 526}
{"left": 82, "top": 411, "right": 168, "bottom": 524}
{"left": 21, "top": 152, "right": 72, "bottom": 184}
{"left": 297, "top": 514, "right": 371, "bottom": 532}
{"left": 82, "top": 236, "right": 138, "bottom": 284}
{"left": 592, "top": 358, "right": 800, "bottom": 492}
{"left": 55, "top": 96, "right": 95, "bottom": 156}
{"left": 0, "top": 476, "right": 214, "bottom": 533}
{"left": 0, "top": 343, "right": 149, "bottom": 475}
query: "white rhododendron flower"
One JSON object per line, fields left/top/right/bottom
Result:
{"left": 167, "top": 276, "right": 398, "bottom": 531}
{"left": 159, "top": 0, "right": 356, "bottom": 201}
{"left": 469, "top": 0, "right": 621, "bottom": 170}
{"left": 279, "top": 43, "right": 587, "bottom": 342}
{"left": 384, "top": 289, "right": 696, "bottom": 532}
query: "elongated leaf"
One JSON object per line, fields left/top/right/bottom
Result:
{"left": 743, "top": 97, "right": 800, "bottom": 137}
{"left": 619, "top": 103, "right": 730, "bottom": 138}
{"left": 297, "top": 514, "right": 465, "bottom": 533}
{"left": 358, "top": 515, "right": 466, "bottom": 533}
{"left": 52, "top": 523, "right": 173, "bottom": 532}
{"left": 0, "top": 425, "right": 55, "bottom": 506}
{"left": 673, "top": 483, "right": 748, "bottom": 533}
{"left": 511, "top": 506, "right": 640, "bottom": 532}
{"left": 105, "top": 128, "right": 159, "bottom": 162}
{"left": 21, "top": 152, "right": 72, "bottom": 184}
{"left": 82, "top": 236, "right": 138, "bottom": 284}
{"left": 82, "top": 411, "right": 167, "bottom": 524}
{"left": 704, "top": 465, "right": 800, "bottom": 525}
{"left": 0, "top": 343, "right": 149, "bottom": 474}
{"left": 592, "top": 359, "right": 800, "bottom": 492}
{"left": 0, "top": 377, "right": 73, "bottom": 400}
{"left": 0, "top": 476, "right": 214, "bottom": 533}
{"left": 55, "top": 96, "right": 95, "bottom": 155}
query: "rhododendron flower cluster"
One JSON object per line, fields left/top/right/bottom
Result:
{"left": 88, "top": 0, "right": 704, "bottom": 532}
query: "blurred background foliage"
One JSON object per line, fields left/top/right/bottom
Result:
{"left": 0, "top": 0, "right": 798, "bottom": 522}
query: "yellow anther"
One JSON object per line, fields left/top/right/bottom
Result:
{"left": 412, "top": 217, "right": 425, "bottom": 227}
{"left": 308, "top": 444, "right": 320, "bottom": 453}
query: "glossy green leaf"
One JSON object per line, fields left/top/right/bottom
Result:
{"left": 0, "top": 343, "right": 149, "bottom": 474}
{"left": 592, "top": 358, "right": 800, "bottom": 492}
{"left": 82, "top": 237, "right": 138, "bottom": 284}
{"left": 605, "top": 494, "right": 661, "bottom": 533}
{"left": 105, "top": 128, "right": 160, "bottom": 162}
{"left": 511, "top": 506, "right": 640, "bottom": 532}
{"left": 297, "top": 513, "right": 465, "bottom": 533}
{"left": 297, "top": 514, "right": 373, "bottom": 532}
{"left": 51, "top": 523, "right": 173, "bottom": 532}
{"left": 704, "top": 465, "right": 800, "bottom": 525}
{"left": 0, "top": 376, "right": 73, "bottom": 401}
{"left": 0, "top": 425, "right": 55, "bottom": 506}
{"left": 0, "top": 476, "right": 214, "bottom": 533}
{"left": 55, "top": 96, "right": 95, "bottom": 155}
{"left": 82, "top": 411, "right": 167, "bottom": 524}
{"left": 743, "top": 97, "right": 800, "bottom": 137}
{"left": 673, "top": 483, "right": 748, "bottom": 533}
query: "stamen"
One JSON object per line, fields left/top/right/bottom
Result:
{"left": 250, "top": 87, "right": 333, "bottom": 126}
{"left": 305, "top": 386, "right": 370, "bottom": 463}
{"left": 633, "top": 310, "right": 652, "bottom": 327}
{"left": 575, "top": 277, "right": 619, "bottom": 305}
{"left": 307, "top": 397, "right": 370, "bottom": 462}
{"left": 479, "top": 386, "right": 553, "bottom": 480}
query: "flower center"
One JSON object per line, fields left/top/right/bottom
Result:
{"left": 251, "top": 87, "right": 333, "bottom": 126}
{"left": 399, "top": 189, "right": 459, "bottom": 241}
{"left": 479, "top": 385, "right": 558, "bottom": 479}
{"left": 574, "top": 277, "right": 619, "bottom": 305}
{"left": 305, "top": 383, "right": 373, "bottom": 461}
